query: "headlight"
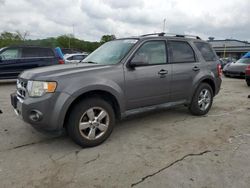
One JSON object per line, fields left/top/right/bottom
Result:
{"left": 27, "top": 81, "right": 57, "bottom": 97}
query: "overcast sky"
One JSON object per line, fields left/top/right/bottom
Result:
{"left": 0, "top": 0, "right": 249, "bottom": 41}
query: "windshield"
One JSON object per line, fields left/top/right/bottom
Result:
{"left": 236, "top": 58, "right": 250, "bottom": 64}
{"left": 83, "top": 39, "right": 138, "bottom": 65}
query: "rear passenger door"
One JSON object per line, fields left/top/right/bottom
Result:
{"left": 168, "top": 40, "right": 201, "bottom": 102}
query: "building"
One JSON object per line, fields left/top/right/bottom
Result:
{"left": 208, "top": 38, "right": 250, "bottom": 59}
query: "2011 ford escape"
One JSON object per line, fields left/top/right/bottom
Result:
{"left": 11, "top": 33, "right": 222, "bottom": 147}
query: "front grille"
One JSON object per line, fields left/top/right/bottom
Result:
{"left": 17, "top": 79, "right": 28, "bottom": 100}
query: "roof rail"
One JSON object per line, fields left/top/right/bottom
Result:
{"left": 140, "top": 32, "right": 165, "bottom": 37}
{"left": 140, "top": 32, "right": 201, "bottom": 40}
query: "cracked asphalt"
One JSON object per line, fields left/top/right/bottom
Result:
{"left": 0, "top": 77, "right": 250, "bottom": 188}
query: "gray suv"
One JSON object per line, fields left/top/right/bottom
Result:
{"left": 11, "top": 33, "right": 222, "bottom": 147}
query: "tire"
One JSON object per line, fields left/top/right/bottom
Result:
{"left": 223, "top": 73, "right": 230, "bottom": 78}
{"left": 189, "top": 83, "right": 213, "bottom": 116}
{"left": 247, "top": 80, "right": 250, "bottom": 87}
{"left": 66, "top": 98, "right": 115, "bottom": 147}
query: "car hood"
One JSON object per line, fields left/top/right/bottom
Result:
{"left": 20, "top": 63, "right": 112, "bottom": 80}
{"left": 224, "top": 62, "right": 248, "bottom": 72}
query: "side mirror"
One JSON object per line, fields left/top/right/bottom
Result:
{"left": 129, "top": 54, "right": 148, "bottom": 67}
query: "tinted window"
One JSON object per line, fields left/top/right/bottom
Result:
{"left": 168, "top": 41, "right": 195, "bottom": 63}
{"left": 194, "top": 42, "right": 217, "bottom": 61}
{"left": 0, "top": 48, "right": 21, "bottom": 60}
{"left": 22, "top": 48, "right": 54, "bottom": 58}
{"left": 132, "top": 41, "right": 167, "bottom": 65}
{"left": 67, "top": 56, "right": 73, "bottom": 60}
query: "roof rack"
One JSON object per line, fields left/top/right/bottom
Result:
{"left": 140, "top": 32, "right": 201, "bottom": 40}
{"left": 140, "top": 32, "right": 165, "bottom": 37}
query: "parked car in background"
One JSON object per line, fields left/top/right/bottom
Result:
{"left": 64, "top": 53, "right": 89, "bottom": 64}
{"left": 0, "top": 46, "right": 63, "bottom": 79}
{"left": 221, "top": 57, "right": 237, "bottom": 64}
{"left": 245, "top": 65, "right": 250, "bottom": 86}
{"left": 219, "top": 57, "right": 236, "bottom": 69}
{"left": 219, "top": 59, "right": 227, "bottom": 69}
{"left": 11, "top": 33, "right": 222, "bottom": 147}
{"left": 61, "top": 48, "right": 82, "bottom": 54}
{"left": 223, "top": 58, "right": 250, "bottom": 78}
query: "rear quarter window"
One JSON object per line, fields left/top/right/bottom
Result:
{"left": 194, "top": 42, "right": 217, "bottom": 61}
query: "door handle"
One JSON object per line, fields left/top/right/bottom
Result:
{"left": 192, "top": 66, "right": 200, "bottom": 71}
{"left": 158, "top": 69, "right": 168, "bottom": 75}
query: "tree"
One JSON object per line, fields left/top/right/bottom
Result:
{"left": 0, "top": 31, "right": 22, "bottom": 47}
{"left": 0, "top": 31, "right": 21, "bottom": 40}
{"left": 15, "top": 31, "right": 30, "bottom": 41}
{"left": 100, "top": 35, "right": 116, "bottom": 44}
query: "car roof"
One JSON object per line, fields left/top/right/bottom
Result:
{"left": 117, "top": 33, "right": 204, "bottom": 43}
{"left": 6, "top": 45, "right": 53, "bottom": 49}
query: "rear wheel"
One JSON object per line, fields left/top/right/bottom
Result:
{"left": 189, "top": 83, "right": 213, "bottom": 116}
{"left": 67, "top": 98, "right": 115, "bottom": 147}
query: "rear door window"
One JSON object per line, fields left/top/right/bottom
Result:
{"left": 168, "top": 41, "right": 196, "bottom": 63}
{"left": 0, "top": 48, "right": 21, "bottom": 60}
{"left": 194, "top": 42, "right": 217, "bottom": 61}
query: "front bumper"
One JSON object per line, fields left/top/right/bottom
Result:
{"left": 10, "top": 91, "right": 72, "bottom": 132}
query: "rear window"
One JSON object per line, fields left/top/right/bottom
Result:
{"left": 236, "top": 58, "right": 250, "bottom": 64}
{"left": 194, "top": 42, "right": 217, "bottom": 61}
{"left": 22, "top": 48, "right": 54, "bottom": 58}
{"left": 73, "top": 55, "right": 86, "bottom": 60}
{"left": 168, "top": 41, "right": 196, "bottom": 63}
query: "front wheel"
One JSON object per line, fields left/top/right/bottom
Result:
{"left": 66, "top": 98, "right": 115, "bottom": 147}
{"left": 189, "top": 83, "right": 213, "bottom": 116}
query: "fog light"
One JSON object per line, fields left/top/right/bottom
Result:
{"left": 29, "top": 110, "right": 43, "bottom": 122}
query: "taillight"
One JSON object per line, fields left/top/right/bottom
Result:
{"left": 217, "top": 64, "right": 222, "bottom": 77}
{"left": 246, "top": 65, "right": 250, "bottom": 75}
{"left": 58, "top": 59, "right": 64, "bottom": 64}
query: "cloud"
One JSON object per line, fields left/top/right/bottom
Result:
{"left": 0, "top": 0, "right": 249, "bottom": 41}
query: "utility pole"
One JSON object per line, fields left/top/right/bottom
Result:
{"left": 72, "top": 24, "right": 75, "bottom": 38}
{"left": 163, "top": 18, "right": 166, "bottom": 32}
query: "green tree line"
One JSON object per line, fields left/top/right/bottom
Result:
{"left": 0, "top": 32, "right": 116, "bottom": 53}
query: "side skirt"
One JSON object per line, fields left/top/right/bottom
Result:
{"left": 121, "top": 100, "right": 187, "bottom": 119}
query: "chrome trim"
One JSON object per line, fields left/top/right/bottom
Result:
{"left": 14, "top": 109, "right": 19, "bottom": 116}
{"left": 17, "top": 96, "right": 24, "bottom": 103}
{"left": 16, "top": 78, "right": 27, "bottom": 100}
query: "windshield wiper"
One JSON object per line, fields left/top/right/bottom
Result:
{"left": 82, "top": 61, "right": 98, "bottom": 64}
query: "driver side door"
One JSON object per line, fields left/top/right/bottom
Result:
{"left": 124, "top": 40, "right": 172, "bottom": 110}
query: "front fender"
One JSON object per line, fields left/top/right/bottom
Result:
{"left": 55, "top": 78, "right": 125, "bottom": 129}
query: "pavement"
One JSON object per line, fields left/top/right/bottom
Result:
{"left": 0, "top": 77, "right": 249, "bottom": 188}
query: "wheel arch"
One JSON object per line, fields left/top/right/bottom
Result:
{"left": 189, "top": 77, "right": 216, "bottom": 103}
{"left": 63, "top": 89, "right": 122, "bottom": 128}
